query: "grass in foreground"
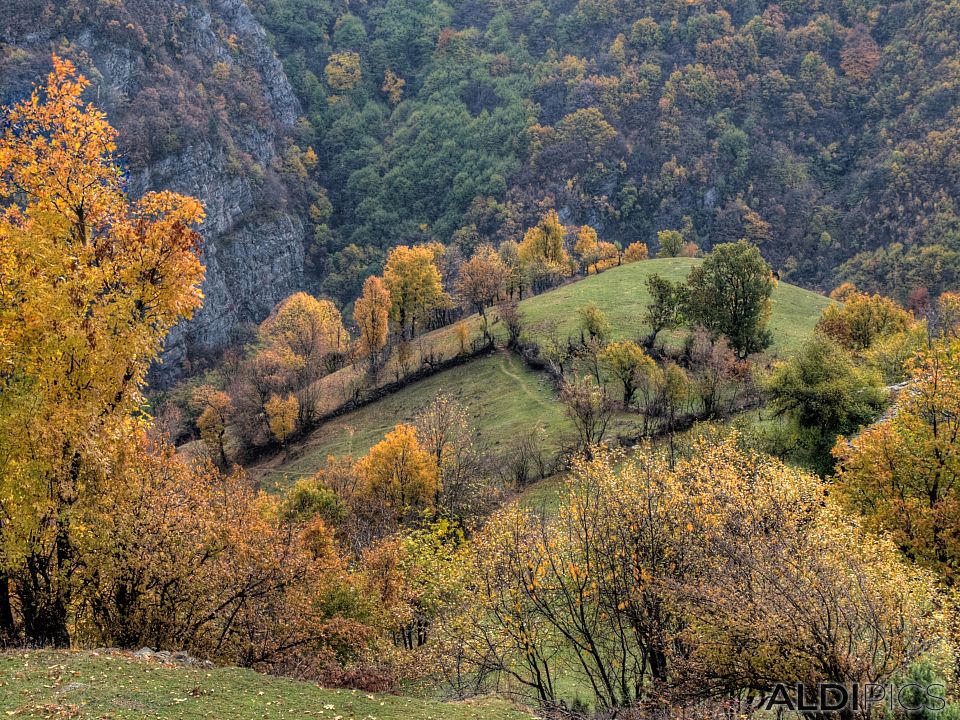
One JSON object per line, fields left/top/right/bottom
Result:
{"left": 0, "top": 650, "right": 534, "bottom": 720}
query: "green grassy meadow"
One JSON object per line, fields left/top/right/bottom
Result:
{"left": 0, "top": 650, "right": 534, "bottom": 720}
{"left": 516, "top": 258, "right": 832, "bottom": 356}
{"left": 251, "top": 352, "right": 575, "bottom": 488}
{"left": 249, "top": 259, "right": 831, "bottom": 486}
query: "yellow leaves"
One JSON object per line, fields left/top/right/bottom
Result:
{"left": 354, "top": 275, "right": 391, "bottom": 360}
{"left": 382, "top": 68, "right": 405, "bottom": 105}
{"left": 0, "top": 55, "right": 205, "bottom": 579}
{"left": 260, "top": 291, "right": 347, "bottom": 362}
{"left": 355, "top": 423, "right": 440, "bottom": 520}
{"left": 517, "top": 209, "right": 571, "bottom": 277}
{"left": 325, "top": 52, "right": 362, "bottom": 92}
{"left": 265, "top": 393, "right": 299, "bottom": 444}
{"left": 382, "top": 245, "right": 448, "bottom": 337}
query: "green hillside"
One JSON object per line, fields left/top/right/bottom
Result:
{"left": 0, "top": 650, "right": 533, "bottom": 720}
{"left": 249, "top": 259, "right": 830, "bottom": 485}
{"left": 252, "top": 352, "right": 575, "bottom": 488}
{"left": 518, "top": 258, "right": 832, "bottom": 355}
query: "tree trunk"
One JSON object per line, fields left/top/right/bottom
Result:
{"left": 0, "top": 572, "right": 15, "bottom": 642}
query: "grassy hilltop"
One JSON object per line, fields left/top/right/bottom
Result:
{"left": 250, "top": 258, "right": 832, "bottom": 485}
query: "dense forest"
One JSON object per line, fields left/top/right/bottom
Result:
{"left": 248, "top": 0, "right": 960, "bottom": 302}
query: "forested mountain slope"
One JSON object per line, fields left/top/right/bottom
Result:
{"left": 254, "top": 0, "right": 960, "bottom": 303}
{"left": 3, "top": 0, "right": 958, "bottom": 373}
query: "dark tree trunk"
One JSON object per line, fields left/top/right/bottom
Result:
{"left": 0, "top": 572, "right": 16, "bottom": 643}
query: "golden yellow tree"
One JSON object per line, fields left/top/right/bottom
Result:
{"left": 0, "top": 57, "right": 205, "bottom": 645}
{"left": 265, "top": 393, "right": 300, "bottom": 445}
{"left": 517, "top": 209, "right": 571, "bottom": 289}
{"left": 260, "top": 291, "right": 348, "bottom": 368}
{"left": 325, "top": 51, "right": 362, "bottom": 93}
{"left": 382, "top": 244, "right": 448, "bottom": 340}
{"left": 356, "top": 424, "right": 440, "bottom": 523}
{"left": 354, "top": 275, "right": 391, "bottom": 375}
{"left": 382, "top": 68, "right": 405, "bottom": 105}
{"left": 574, "top": 225, "right": 600, "bottom": 274}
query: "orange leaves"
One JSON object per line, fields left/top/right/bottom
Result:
{"left": 355, "top": 423, "right": 440, "bottom": 524}
{"left": 0, "top": 56, "right": 205, "bottom": 644}
{"left": 354, "top": 275, "right": 391, "bottom": 366}
{"left": 455, "top": 243, "right": 509, "bottom": 341}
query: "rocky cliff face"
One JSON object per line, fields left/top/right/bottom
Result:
{"left": 0, "top": 0, "right": 308, "bottom": 380}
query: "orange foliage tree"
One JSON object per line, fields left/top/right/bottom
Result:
{"left": 456, "top": 244, "right": 509, "bottom": 343}
{"left": 354, "top": 275, "right": 391, "bottom": 376}
{"left": 0, "top": 57, "right": 205, "bottom": 645}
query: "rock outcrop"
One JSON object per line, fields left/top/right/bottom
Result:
{"left": 0, "top": 0, "right": 308, "bottom": 380}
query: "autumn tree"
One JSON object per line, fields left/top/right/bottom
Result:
{"left": 260, "top": 291, "right": 348, "bottom": 373}
{"left": 656, "top": 229, "right": 685, "bottom": 257}
{"left": 0, "top": 58, "right": 205, "bottom": 646}
{"left": 84, "top": 441, "right": 364, "bottom": 667}
{"left": 840, "top": 24, "right": 881, "bottom": 83}
{"left": 383, "top": 244, "right": 448, "bottom": 340}
{"left": 325, "top": 51, "right": 362, "bottom": 92}
{"left": 599, "top": 340, "right": 656, "bottom": 408}
{"left": 816, "top": 290, "right": 913, "bottom": 351}
{"left": 574, "top": 224, "right": 600, "bottom": 274}
{"left": 354, "top": 275, "right": 391, "bottom": 376}
{"left": 252, "top": 292, "right": 347, "bottom": 429}
{"left": 265, "top": 393, "right": 300, "bottom": 445}
{"left": 517, "top": 210, "right": 571, "bottom": 291}
{"left": 643, "top": 274, "right": 686, "bottom": 348}
{"left": 685, "top": 240, "right": 774, "bottom": 357}
{"left": 936, "top": 291, "right": 960, "bottom": 338}
{"left": 623, "top": 241, "right": 649, "bottom": 263}
{"left": 834, "top": 338, "right": 960, "bottom": 582}
{"left": 498, "top": 299, "right": 524, "bottom": 348}
{"left": 594, "top": 241, "right": 620, "bottom": 271}
{"left": 456, "top": 243, "right": 509, "bottom": 343}
{"left": 192, "top": 386, "right": 235, "bottom": 468}
{"left": 356, "top": 424, "right": 440, "bottom": 524}
{"left": 498, "top": 240, "right": 525, "bottom": 299}
{"left": 381, "top": 68, "right": 405, "bottom": 105}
